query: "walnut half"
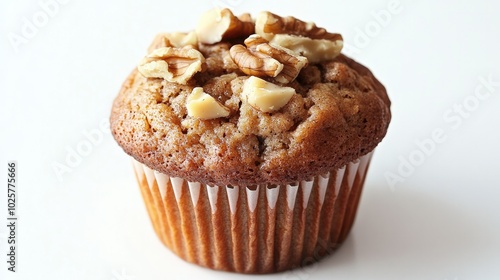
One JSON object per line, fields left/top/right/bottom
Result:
{"left": 229, "top": 34, "right": 308, "bottom": 84}
{"left": 255, "top": 11, "right": 343, "bottom": 63}
{"left": 138, "top": 46, "right": 205, "bottom": 84}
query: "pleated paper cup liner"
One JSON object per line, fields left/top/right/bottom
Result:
{"left": 132, "top": 151, "right": 373, "bottom": 274}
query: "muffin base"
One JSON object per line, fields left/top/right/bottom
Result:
{"left": 132, "top": 152, "right": 373, "bottom": 274}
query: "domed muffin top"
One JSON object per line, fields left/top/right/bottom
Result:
{"left": 110, "top": 9, "right": 391, "bottom": 186}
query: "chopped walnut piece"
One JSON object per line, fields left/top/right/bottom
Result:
{"left": 230, "top": 35, "right": 307, "bottom": 83}
{"left": 148, "top": 32, "right": 198, "bottom": 53}
{"left": 187, "top": 87, "right": 230, "bottom": 119}
{"left": 196, "top": 8, "right": 254, "bottom": 44}
{"left": 241, "top": 76, "right": 296, "bottom": 113}
{"left": 138, "top": 46, "right": 205, "bottom": 84}
{"left": 255, "top": 11, "right": 343, "bottom": 63}
{"left": 237, "top": 13, "right": 253, "bottom": 23}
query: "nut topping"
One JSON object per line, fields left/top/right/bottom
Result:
{"left": 148, "top": 31, "right": 198, "bottom": 53}
{"left": 187, "top": 87, "right": 230, "bottom": 119}
{"left": 196, "top": 8, "right": 254, "bottom": 44}
{"left": 255, "top": 11, "right": 343, "bottom": 63}
{"left": 138, "top": 46, "right": 205, "bottom": 84}
{"left": 229, "top": 44, "right": 283, "bottom": 79}
{"left": 237, "top": 13, "right": 253, "bottom": 23}
{"left": 255, "top": 11, "right": 342, "bottom": 41}
{"left": 230, "top": 34, "right": 307, "bottom": 83}
{"left": 241, "top": 76, "right": 296, "bottom": 113}
{"left": 137, "top": 9, "right": 346, "bottom": 118}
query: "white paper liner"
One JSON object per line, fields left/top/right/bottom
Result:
{"left": 132, "top": 151, "right": 374, "bottom": 273}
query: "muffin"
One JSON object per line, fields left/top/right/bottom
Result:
{"left": 110, "top": 8, "right": 391, "bottom": 274}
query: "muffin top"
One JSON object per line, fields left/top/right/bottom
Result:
{"left": 110, "top": 9, "right": 391, "bottom": 186}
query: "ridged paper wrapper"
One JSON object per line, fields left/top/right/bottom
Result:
{"left": 132, "top": 151, "right": 373, "bottom": 273}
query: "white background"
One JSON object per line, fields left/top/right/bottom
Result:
{"left": 1, "top": 0, "right": 500, "bottom": 279}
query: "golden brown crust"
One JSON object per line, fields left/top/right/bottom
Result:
{"left": 110, "top": 41, "right": 391, "bottom": 186}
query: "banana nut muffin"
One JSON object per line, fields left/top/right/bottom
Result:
{"left": 111, "top": 18, "right": 390, "bottom": 187}
{"left": 110, "top": 8, "right": 391, "bottom": 273}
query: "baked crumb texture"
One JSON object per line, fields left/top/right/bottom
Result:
{"left": 111, "top": 9, "right": 391, "bottom": 186}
